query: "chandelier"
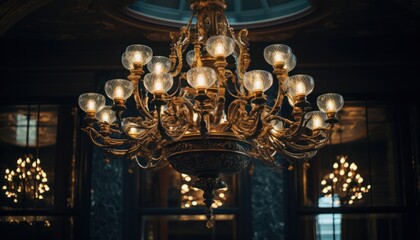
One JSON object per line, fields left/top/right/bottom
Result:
{"left": 78, "top": 0, "right": 343, "bottom": 227}
{"left": 321, "top": 155, "right": 371, "bottom": 205}
{"left": 180, "top": 174, "right": 228, "bottom": 209}
{"left": 2, "top": 154, "right": 50, "bottom": 204}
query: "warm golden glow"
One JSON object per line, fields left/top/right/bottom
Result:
{"left": 273, "top": 52, "right": 284, "bottom": 64}
{"left": 134, "top": 52, "right": 143, "bottom": 63}
{"left": 2, "top": 154, "right": 50, "bottom": 204}
{"left": 296, "top": 82, "right": 306, "bottom": 95}
{"left": 114, "top": 86, "right": 124, "bottom": 99}
{"left": 180, "top": 174, "right": 228, "bottom": 209}
{"left": 326, "top": 99, "right": 336, "bottom": 112}
{"left": 78, "top": 0, "right": 343, "bottom": 226}
{"left": 214, "top": 44, "right": 225, "bottom": 56}
{"left": 320, "top": 155, "right": 370, "bottom": 205}
{"left": 87, "top": 100, "right": 96, "bottom": 112}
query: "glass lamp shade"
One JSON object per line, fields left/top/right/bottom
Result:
{"left": 287, "top": 74, "right": 314, "bottom": 97}
{"left": 286, "top": 93, "right": 295, "bottom": 107}
{"left": 269, "top": 119, "right": 284, "bottom": 133}
{"left": 122, "top": 117, "right": 144, "bottom": 138}
{"left": 317, "top": 93, "right": 344, "bottom": 113}
{"left": 143, "top": 73, "right": 174, "bottom": 95}
{"left": 186, "top": 67, "right": 217, "bottom": 90}
{"left": 186, "top": 50, "right": 196, "bottom": 66}
{"left": 96, "top": 106, "right": 116, "bottom": 123}
{"left": 243, "top": 70, "right": 273, "bottom": 94}
{"left": 78, "top": 93, "right": 106, "bottom": 113}
{"left": 284, "top": 54, "right": 297, "bottom": 72}
{"left": 147, "top": 56, "right": 172, "bottom": 74}
{"left": 305, "top": 111, "right": 328, "bottom": 130}
{"left": 121, "top": 44, "right": 153, "bottom": 69}
{"left": 264, "top": 44, "right": 292, "bottom": 66}
{"left": 104, "top": 79, "right": 134, "bottom": 100}
{"left": 206, "top": 35, "right": 235, "bottom": 57}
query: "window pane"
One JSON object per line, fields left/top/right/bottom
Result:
{"left": 0, "top": 105, "right": 58, "bottom": 209}
{"left": 300, "top": 102, "right": 399, "bottom": 207}
{"left": 299, "top": 213, "right": 403, "bottom": 240}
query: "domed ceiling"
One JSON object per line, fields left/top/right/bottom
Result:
{"left": 124, "top": 0, "right": 312, "bottom": 28}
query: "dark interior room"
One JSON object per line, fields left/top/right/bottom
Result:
{"left": 0, "top": 0, "right": 419, "bottom": 239}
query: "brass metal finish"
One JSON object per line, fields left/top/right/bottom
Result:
{"left": 81, "top": 0, "right": 338, "bottom": 227}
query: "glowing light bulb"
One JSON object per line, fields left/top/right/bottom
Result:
{"left": 114, "top": 86, "right": 124, "bottom": 100}
{"left": 273, "top": 52, "right": 284, "bottom": 64}
{"left": 253, "top": 78, "right": 264, "bottom": 92}
{"left": 312, "top": 115, "right": 322, "bottom": 129}
{"left": 326, "top": 99, "right": 336, "bottom": 112}
{"left": 214, "top": 44, "right": 224, "bottom": 56}
{"left": 87, "top": 100, "right": 96, "bottom": 112}
{"left": 154, "top": 63, "right": 163, "bottom": 74}
{"left": 153, "top": 80, "right": 164, "bottom": 94}
{"left": 101, "top": 113, "right": 110, "bottom": 123}
{"left": 296, "top": 82, "right": 306, "bottom": 95}
{"left": 196, "top": 74, "right": 206, "bottom": 89}
{"left": 128, "top": 127, "right": 139, "bottom": 138}
{"left": 340, "top": 157, "right": 345, "bottom": 163}
{"left": 333, "top": 163, "right": 339, "bottom": 169}
{"left": 134, "top": 52, "right": 143, "bottom": 63}
{"left": 321, "top": 180, "right": 326, "bottom": 185}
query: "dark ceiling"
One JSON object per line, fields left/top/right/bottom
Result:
{"left": 0, "top": 0, "right": 419, "bottom": 103}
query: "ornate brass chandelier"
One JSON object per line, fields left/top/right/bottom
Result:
{"left": 321, "top": 155, "right": 371, "bottom": 205}
{"left": 78, "top": 0, "right": 343, "bottom": 227}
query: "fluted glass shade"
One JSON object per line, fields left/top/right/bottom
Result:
{"left": 317, "top": 93, "right": 344, "bottom": 113}
{"left": 147, "top": 56, "right": 172, "bottom": 74}
{"left": 143, "top": 73, "right": 174, "bottom": 95}
{"left": 206, "top": 35, "right": 235, "bottom": 57}
{"left": 287, "top": 74, "right": 314, "bottom": 97}
{"left": 96, "top": 106, "right": 117, "bottom": 124}
{"left": 105, "top": 79, "right": 134, "bottom": 100}
{"left": 121, "top": 44, "right": 153, "bottom": 69}
{"left": 269, "top": 119, "right": 284, "bottom": 133}
{"left": 187, "top": 67, "right": 217, "bottom": 90}
{"left": 78, "top": 93, "right": 105, "bottom": 113}
{"left": 284, "top": 54, "right": 297, "bottom": 72}
{"left": 122, "top": 117, "right": 144, "bottom": 138}
{"left": 305, "top": 111, "right": 328, "bottom": 130}
{"left": 186, "top": 50, "right": 196, "bottom": 66}
{"left": 243, "top": 70, "right": 273, "bottom": 94}
{"left": 264, "top": 44, "right": 292, "bottom": 66}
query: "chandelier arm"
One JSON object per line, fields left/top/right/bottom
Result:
{"left": 83, "top": 127, "right": 125, "bottom": 148}
{"left": 133, "top": 155, "right": 155, "bottom": 169}
{"left": 281, "top": 112, "right": 310, "bottom": 140}
{"left": 230, "top": 28, "right": 250, "bottom": 79}
{"left": 169, "top": 11, "right": 194, "bottom": 76}
{"left": 155, "top": 104, "right": 175, "bottom": 141}
{"left": 169, "top": 40, "right": 186, "bottom": 77}
{"left": 128, "top": 73, "right": 154, "bottom": 120}
{"left": 166, "top": 74, "right": 183, "bottom": 98}
{"left": 264, "top": 70, "right": 288, "bottom": 119}
{"left": 225, "top": 70, "right": 246, "bottom": 99}
{"left": 269, "top": 133, "right": 316, "bottom": 157}
{"left": 243, "top": 106, "right": 265, "bottom": 139}
{"left": 273, "top": 142, "right": 317, "bottom": 161}
{"left": 255, "top": 147, "right": 287, "bottom": 172}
